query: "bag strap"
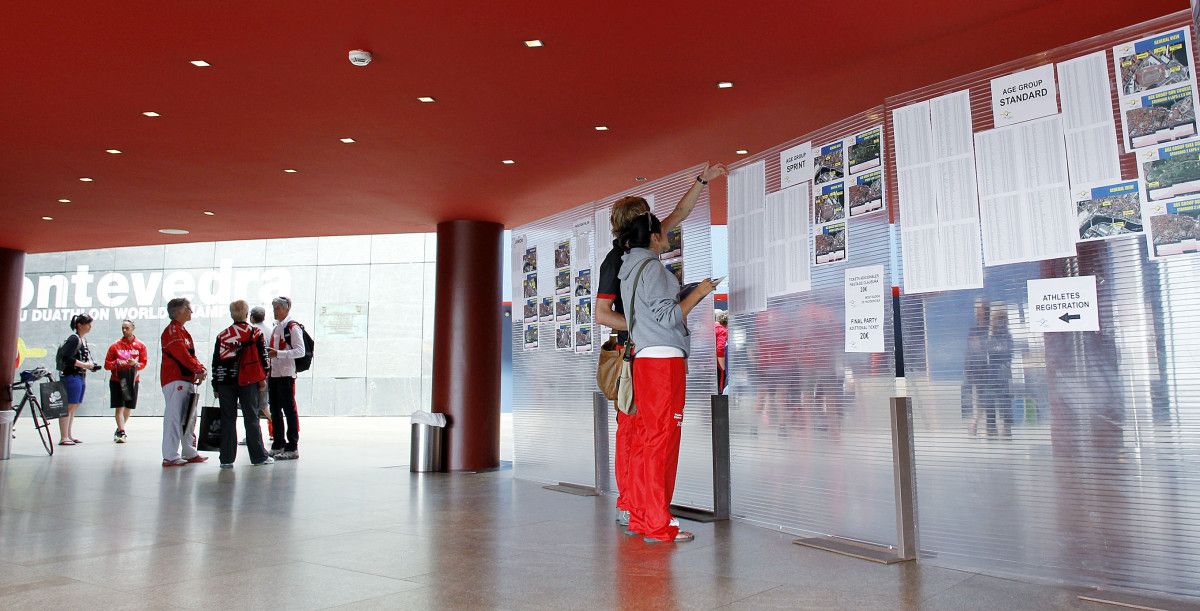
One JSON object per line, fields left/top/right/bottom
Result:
{"left": 627, "top": 258, "right": 654, "bottom": 341}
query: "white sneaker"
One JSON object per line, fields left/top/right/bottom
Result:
{"left": 253, "top": 457, "right": 275, "bottom": 465}
{"left": 219, "top": 463, "right": 234, "bottom": 470}
{"left": 616, "top": 510, "right": 630, "bottom": 526}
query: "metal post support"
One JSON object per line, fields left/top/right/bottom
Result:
{"left": 794, "top": 395, "right": 918, "bottom": 564}
{"left": 890, "top": 396, "right": 918, "bottom": 561}
{"left": 669, "top": 395, "right": 732, "bottom": 522}
{"left": 711, "top": 394, "right": 731, "bottom": 521}
{"left": 593, "top": 391, "right": 611, "bottom": 495}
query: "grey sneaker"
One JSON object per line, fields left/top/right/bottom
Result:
{"left": 219, "top": 463, "right": 234, "bottom": 470}
{"left": 268, "top": 448, "right": 284, "bottom": 457}
{"left": 616, "top": 509, "right": 630, "bottom": 526}
{"left": 252, "top": 457, "right": 275, "bottom": 465}
{"left": 279, "top": 451, "right": 298, "bottom": 460}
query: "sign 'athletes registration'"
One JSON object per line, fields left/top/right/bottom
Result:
{"left": 1027, "top": 276, "right": 1099, "bottom": 332}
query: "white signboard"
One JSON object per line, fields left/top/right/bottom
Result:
{"left": 844, "top": 264, "right": 886, "bottom": 353}
{"left": 1027, "top": 275, "right": 1099, "bottom": 332}
{"left": 779, "top": 141, "right": 812, "bottom": 190}
{"left": 990, "top": 64, "right": 1059, "bottom": 128}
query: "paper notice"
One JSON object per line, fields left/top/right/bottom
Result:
{"left": 728, "top": 161, "right": 768, "bottom": 313}
{"left": 780, "top": 141, "right": 812, "bottom": 190}
{"left": 765, "top": 183, "right": 811, "bottom": 297}
{"left": 845, "top": 265, "right": 886, "bottom": 352}
{"left": 1113, "top": 27, "right": 1200, "bottom": 152}
{"left": 1146, "top": 193, "right": 1200, "bottom": 258}
{"left": 1075, "top": 180, "right": 1142, "bottom": 241}
{"left": 892, "top": 91, "right": 984, "bottom": 293}
{"left": 974, "top": 114, "right": 1076, "bottom": 265}
{"left": 990, "top": 64, "right": 1059, "bottom": 127}
{"left": 1056, "top": 51, "right": 1122, "bottom": 187}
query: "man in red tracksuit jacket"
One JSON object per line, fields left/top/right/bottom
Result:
{"left": 160, "top": 297, "right": 209, "bottom": 467}
{"left": 211, "top": 300, "right": 272, "bottom": 467}
{"left": 104, "top": 319, "right": 148, "bottom": 443}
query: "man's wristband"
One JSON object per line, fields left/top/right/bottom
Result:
{"left": 696, "top": 175, "right": 708, "bottom": 185}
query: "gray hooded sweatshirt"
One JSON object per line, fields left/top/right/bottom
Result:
{"left": 618, "top": 247, "right": 690, "bottom": 357}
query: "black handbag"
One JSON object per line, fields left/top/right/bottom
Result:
{"left": 196, "top": 405, "right": 222, "bottom": 452}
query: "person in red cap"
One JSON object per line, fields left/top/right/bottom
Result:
{"left": 159, "top": 297, "right": 208, "bottom": 467}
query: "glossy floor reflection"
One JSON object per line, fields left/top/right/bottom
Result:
{"left": 1, "top": 417, "right": 1103, "bottom": 610}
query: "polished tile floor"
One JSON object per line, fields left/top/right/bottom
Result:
{"left": 0, "top": 417, "right": 1111, "bottom": 610}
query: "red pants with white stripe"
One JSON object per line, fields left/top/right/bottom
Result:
{"left": 615, "top": 411, "right": 634, "bottom": 512}
{"left": 627, "top": 356, "right": 686, "bottom": 541}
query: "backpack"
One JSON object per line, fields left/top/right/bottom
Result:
{"left": 56, "top": 335, "right": 80, "bottom": 374}
{"left": 282, "top": 322, "right": 315, "bottom": 373}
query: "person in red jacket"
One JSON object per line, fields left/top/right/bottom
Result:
{"left": 105, "top": 319, "right": 148, "bottom": 443}
{"left": 211, "top": 300, "right": 273, "bottom": 468}
{"left": 159, "top": 297, "right": 209, "bottom": 467}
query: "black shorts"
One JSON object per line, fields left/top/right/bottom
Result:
{"left": 109, "top": 379, "right": 140, "bottom": 409}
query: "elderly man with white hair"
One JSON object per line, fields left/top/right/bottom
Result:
{"left": 211, "top": 300, "right": 273, "bottom": 468}
{"left": 267, "top": 296, "right": 306, "bottom": 460}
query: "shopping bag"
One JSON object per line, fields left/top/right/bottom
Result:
{"left": 196, "top": 405, "right": 222, "bottom": 452}
{"left": 39, "top": 381, "right": 68, "bottom": 420}
{"left": 615, "top": 356, "right": 636, "bottom": 415}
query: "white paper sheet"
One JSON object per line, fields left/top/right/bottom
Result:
{"left": 1057, "top": 51, "right": 1122, "bottom": 186}
{"left": 990, "top": 64, "right": 1059, "bottom": 128}
{"left": 974, "top": 114, "right": 1077, "bottom": 265}
{"left": 892, "top": 91, "right": 984, "bottom": 293}
{"left": 844, "top": 265, "right": 886, "bottom": 353}
{"left": 728, "top": 161, "right": 767, "bottom": 313}
{"left": 765, "top": 183, "right": 811, "bottom": 297}
{"left": 779, "top": 141, "right": 812, "bottom": 190}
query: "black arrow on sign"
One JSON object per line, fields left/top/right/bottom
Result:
{"left": 1058, "top": 312, "right": 1080, "bottom": 323}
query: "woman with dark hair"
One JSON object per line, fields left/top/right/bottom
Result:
{"left": 617, "top": 211, "right": 714, "bottom": 543}
{"left": 55, "top": 314, "right": 102, "bottom": 445}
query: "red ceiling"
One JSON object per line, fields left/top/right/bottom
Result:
{"left": 0, "top": 0, "right": 1187, "bottom": 253}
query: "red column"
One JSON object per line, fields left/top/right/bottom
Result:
{"left": 432, "top": 221, "right": 503, "bottom": 471}
{"left": 0, "top": 249, "right": 26, "bottom": 410}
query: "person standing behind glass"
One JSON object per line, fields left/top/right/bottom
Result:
{"left": 160, "top": 298, "right": 209, "bottom": 467}
{"left": 618, "top": 212, "right": 715, "bottom": 543}
{"left": 985, "top": 305, "right": 1015, "bottom": 438}
{"left": 55, "top": 314, "right": 102, "bottom": 446}
{"left": 267, "top": 296, "right": 305, "bottom": 460}
{"left": 211, "top": 300, "right": 273, "bottom": 468}
{"left": 104, "top": 319, "right": 148, "bottom": 443}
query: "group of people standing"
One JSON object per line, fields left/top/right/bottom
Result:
{"left": 596, "top": 162, "right": 725, "bottom": 543}
{"left": 53, "top": 295, "right": 307, "bottom": 469}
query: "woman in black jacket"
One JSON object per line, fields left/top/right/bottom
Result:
{"left": 56, "top": 314, "right": 102, "bottom": 445}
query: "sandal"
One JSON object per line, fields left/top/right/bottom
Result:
{"left": 644, "top": 531, "right": 695, "bottom": 544}
{"left": 71, "top": 438, "right": 83, "bottom": 443}
{"left": 58, "top": 439, "right": 76, "bottom": 446}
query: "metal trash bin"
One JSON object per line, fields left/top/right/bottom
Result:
{"left": 0, "top": 410, "right": 15, "bottom": 460}
{"left": 410, "top": 422, "right": 444, "bottom": 472}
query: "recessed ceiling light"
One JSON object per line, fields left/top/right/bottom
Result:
{"left": 501, "top": 159, "right": 516, "bottom": 165}
{"left": 524, "top": 40, "right": 544, "bottom": 48}
{"left": 417, "top": 96, "right": 436, "bottom": 103}
{"left": 41, "top": 216, "right": 53, "bottom": 221}
{"left": 106, "top": 149, "right": 122, "bottom": 154}
{"left": 635, "top": 177, "right": 648, "bottom": 181}
{"left": 594, "top": 126, "right": 609, "bottom": 131}
{"left": 79, "top": 177, "right": 94, "bottom": 182}
{"left": 190, "top": 60, "right": 211, "bottom": 67}
{"left": 717, "top": 81, "right": 734, "bottom": 89}
{"left": 283, "top": 169, "right": 298, "bottom": 173}
{"left": 58, "top": 199, "right": 71, "bottom": 203}
{"left": 736, "top": 149, "right": 749, "bottom": 155}
{"left": 158, "top": 228, "right": 190, "bottom": 235}
{"left": 143, "top": 111, "right": 161, "bottom": 117}
{"left": 203, "top": 211, "right": 215, "bottom": 216}
{"left": 339, "top": 138, "right": 356, "bottom": 143}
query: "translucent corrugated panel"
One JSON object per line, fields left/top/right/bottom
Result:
{"left": 888, "top": 10, "right": 1200, "bottom": 598}
{"left": 511, "top": 165, "right": 719, "bottom": 511}
{"left": 725, "top": 108, "right": 901, "bottom": 545}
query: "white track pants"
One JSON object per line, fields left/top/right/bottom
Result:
{"left": 161, "top": 381, "right": 199, "bottom": 461}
